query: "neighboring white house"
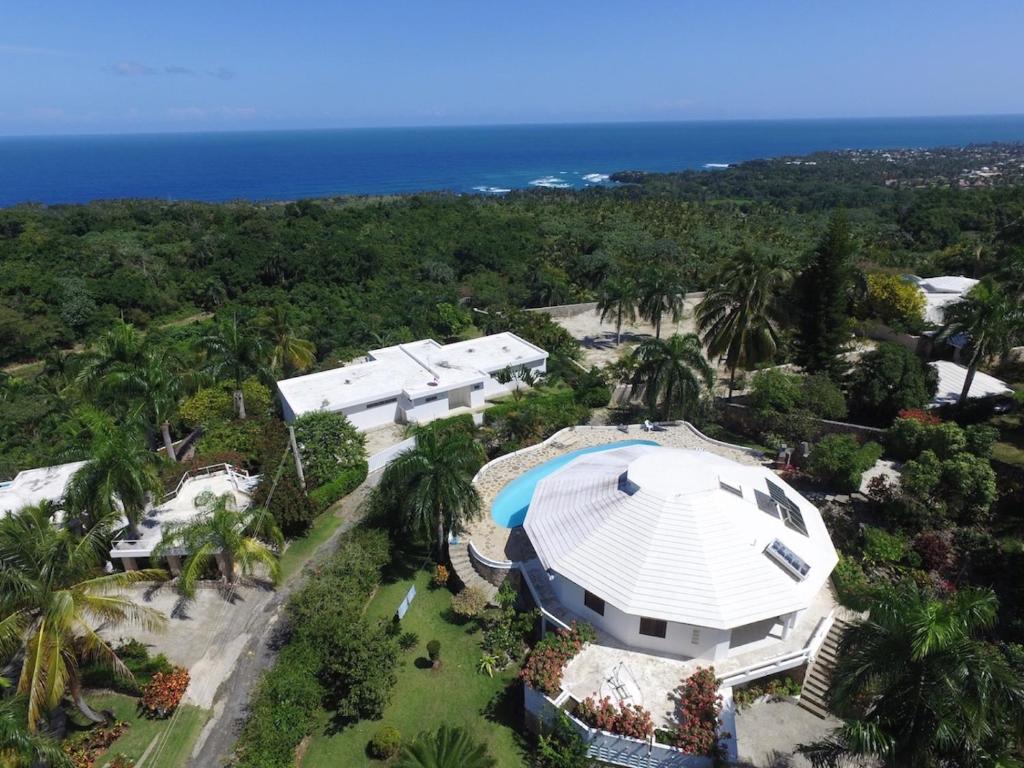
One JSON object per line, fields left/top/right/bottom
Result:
{"left": 906, "top": 274, "right": 979, "bottom": 326}
{"left": 0, "top": 460, "right": 88, "bottom": 518}
{"left": 276, "top": 332, "right": 548, "bottom": 430}
{"left": 523, "top": 444, "right": 838, "bottom": 661}
{"left": 929, "top": 360, "right": 1014, "bottom": 408}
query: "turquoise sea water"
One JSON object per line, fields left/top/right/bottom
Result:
{"left": 491, "top": 439, "right": 658, "bottom": 528}
{"left": 2, "top": 115, "right": 1024, "bottom": 206}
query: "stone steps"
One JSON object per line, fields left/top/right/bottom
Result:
{"left": 448, "top": 542, "right": 499, "bottom": 603}
{"left": 798, "top": 618, "right": 852, "bottom": 719}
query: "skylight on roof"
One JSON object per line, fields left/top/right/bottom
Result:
{"left": 719, "top": 479, "right": 743, "bottom": 498}
{"left": 755, "top": 489, "right": 780, "bottom": 518}
{"left": 766, "top": 539, "right": 811, "bottom": 580}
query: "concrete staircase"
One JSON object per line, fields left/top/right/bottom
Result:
{"left": 449, "top": 541, "right": 499, "bottom": 602}
{"left": 799, "top": 617, "right": 852, "bottom": 719}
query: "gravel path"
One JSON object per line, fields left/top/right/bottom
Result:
{"left": 189, "top": 474, "right": 380, "bottom": 767}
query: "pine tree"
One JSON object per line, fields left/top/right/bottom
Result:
{"left": 794, "top": 208, "right": 856, "bottom": 375}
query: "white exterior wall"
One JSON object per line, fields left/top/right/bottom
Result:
{"left": 402, "top": 392, "right": 452, "bottom": 425}
{"left": 342, "top": 399, "right": 402, "bottom": 431}
{"left": 552, "top": 573, "right": 732, "bottom": 661}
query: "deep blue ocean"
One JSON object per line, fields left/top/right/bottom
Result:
{"left": 2, "top": 115, "right": 1024, "bottom": 207}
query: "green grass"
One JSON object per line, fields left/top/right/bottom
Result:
{"left": 300, "top": 568, "right": 528, "bottom": 768}
{"left": 77, "top": 692, "right": 208, "bottom": 768}
{"left": 280, "top": 508, "right": 348, "bottom": 580}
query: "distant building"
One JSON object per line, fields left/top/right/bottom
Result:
{"left": 0, "top": 460, "right": 87, "bottom": 518}
{"left": 276, "top": 332, "right": 548, "bottom": 430}
{"left": 929, "top": 360, "right": 1014, "bottom": 408}
{"left": 906, "top": 274, "right": 979, "bottom": 326}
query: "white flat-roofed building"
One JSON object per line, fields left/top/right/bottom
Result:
{"left": 277, "top": 332, "right": 548, "bottom": 430}
{"left": 0, "top": 460, "right": 88, "bottom": 517}
{"left": 523, "top": 445, "right": 838, "bottom": 662}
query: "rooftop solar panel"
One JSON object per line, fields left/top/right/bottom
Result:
{"left": 754, "top": 489, "right": 781, "bottom": 518}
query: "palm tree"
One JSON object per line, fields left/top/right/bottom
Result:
{"left": 629, "top": 334, "right": 714, "bottom": 420}
{"left": 76, "top": 320, "right": 148, "bottom": 400}
{"left": 696, "top": 248, "right": 793, "bottom": 399}
{"left": 396, "top": 725, "right": 497, "bottom": 768}
{"left": 154, "top": 492, "right": 283, "bottom": 598}
{"left": 372, "top": 428, "right": 483, "bottom": 557}
{"left": 0, "top": 690, "right": 72, "bottom": 767}
{"left": 106, "top": 350, "right": 186, "bottom": 461}
{"left": 798, "top": 582, "right": 1024, "bottom": 768}
{"left": 64, "top": 409, "right": 160, "bottom": 537}
{"left": 259, "top": 306, "right": 316, "bottom": 376}
{"left": 596, "top": 274, "right": 638, "bottom": 345}
{"left": 637, "top": 265, "right": 686, "bottom": 339}
{"left": 0, "top": 504, "right": 166, "bottom": 732}
{"left": 937, "top": 277, "right": 1021, "bottom": 407}
{"left": 199, "top": 314, "right": 272, "bottom": 419}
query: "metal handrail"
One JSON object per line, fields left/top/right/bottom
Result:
{"left": 163, "top": 463, "right": 249, "bottom": 502}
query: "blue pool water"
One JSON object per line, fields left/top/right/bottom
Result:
{"left": 491, "top": 439, "right": 658, "bottom": 528}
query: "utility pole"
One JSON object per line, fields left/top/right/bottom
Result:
{"left": 288, "top": 425, "right": 306, "bottom": 489}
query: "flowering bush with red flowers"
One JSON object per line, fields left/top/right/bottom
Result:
{"left": 140, "top": 666, "right": 190, "bottom": 718}
{"left": 670, "top": 667, "right": 726, "bottom": 756}
{"left": 519, "top": 622, "right": 596, "bottom": 696}
{"left": 577, "top": 696, "right": 654, "bottom": 739}
{"left": 62, "top": 722, "right": 129, "bottom": 768}
{"left": 898, "top": 408, "right": 940, "bottom": 425}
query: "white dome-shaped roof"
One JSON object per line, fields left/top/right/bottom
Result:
{"left": 523, "top": 446, "right": 838, "bottom": 630}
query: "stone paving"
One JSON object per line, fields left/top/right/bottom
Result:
{"left": 467, "top": 423, "right": 769, "bottom": 563}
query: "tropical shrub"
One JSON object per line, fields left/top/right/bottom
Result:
{"left": 964, "top": 423, "right": 999, "bottom": 458}
{"left": 451, "top": 586, "right": 489, "bottom": 618}
{"left": 807, "top": 434, "right": 883, "bottom": 492}
{"left": 519, "top": 622, "right": 596, "bottom": 696}
{"left": 801, "top": 374, "right": 848, "bottom": 420}
{"left": 307, "top": 461, "right": 368, "bottom": 512}
{"left": 196, "top": 418, "right": 266, "bottom": 464}
{"left": 180, "top": 378, "right": 272, "bottom": 426}
{"left": 913, "top": 531, "right": 955, "bottom": 573}
{"left": 861, "top": 526, "right": 908, "bottom": 565}
{"left": 159, "top": 451, "right": 248, "bottom": 492}
{"left": 292, "top": 410, "right": 366, "bottom": 487}
{"left": 369, "top": 726, "right": 403, "bottom": 760}
{"left": 432, "top": 564, "right": 449, "bottom": 587}
{"left": 831, "top": 554, "right": 878, "bottom": 611}
{"left": 846, "top": 343, "right": 938, "bottom": 424}
{"left": 398, "top": 631, "right": 419, "bottom": 651}
{"left": 750, "top": 369, "right": 802, "bottom": 414}
{"left": 80, "top": 638, "right": 175, "bottom": 695}
{"left": 576, "top": 696, "right": 654, "bottom": 738}
{"left": 140, "top": 667, "right": 190, "bottom": 718}
{"left": 733, "top": 675, "right": 802, "bottom": 709}
{"left": 427, "top": 640, "right": 441, "bottom": 662}
{"left": 536, "top": 712, "right": 590, "bottom": 768}
{"left": 669, "top": 667, "right": 725, "bottom": 756}
{"left": 62, "top": 721, "right": 130, "bottom": 768}
{"left": 864, "top": 273, "right": 926, "bottom": 330}
{"left": 252, "top": 467, "right": 317, "bottom": 536}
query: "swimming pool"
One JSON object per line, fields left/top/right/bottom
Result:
{"left": 490, "top": 439, "right": 658, "bottom": 527}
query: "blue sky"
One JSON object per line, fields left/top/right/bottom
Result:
{"left": 2, "top": 0, "right": 1023, "bottom": 135}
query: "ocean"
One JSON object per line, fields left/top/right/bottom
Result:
{"left": 2, "top": 115, "right": 1024, "bottom": 207}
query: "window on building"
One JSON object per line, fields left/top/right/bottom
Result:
{"left": 691, "top": 628, "right": 701, "bottom": 645}
{"left": 424, "top": 395, "right": 439, "bottom": 403}
{"left": 366, "top": 397, "right": 398, "bottom": 409}
{"left": 583, "top": 590, "right": 605, "bottom": 616}
{"left": 639, "top": 617, "right": 667, "bottom": 638}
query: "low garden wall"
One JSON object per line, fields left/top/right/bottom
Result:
{"left": 368, "top": 436, "right": 416, "bottom": 473}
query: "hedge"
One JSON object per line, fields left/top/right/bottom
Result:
{"left": 308, "top": 461, "right": 369, "bottom": 512}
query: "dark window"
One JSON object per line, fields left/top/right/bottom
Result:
{"left": 583, "top": 590, "right": 605, "bottom": 616}
{"left": 366, "top": 397, "right": 398, "bottom": 409}
{"left": 424, "top": 395, "right": 439, "bottom": 403}
{"left": 639, "top": 617, "right": 667, "bottom": 638}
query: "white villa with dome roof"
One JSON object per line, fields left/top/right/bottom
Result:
{"left": 522, "top": 444, "right": 838, "bottom": 662}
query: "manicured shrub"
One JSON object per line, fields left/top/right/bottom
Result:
{"left": 307, "top": 461, "right": 369, "bottom": 512}
{"left": 293, "top": 410, "right": 366, "bottom": 487}
{"left": 398, "top": 631, "right": 419, "bottom": 651}
{"left": 519, "top": 622, "right": 596, "bottom": 696}
{"left": 369, "top": 725, "right": 402, "bottom": 760}
{"left": 750, "top": 369, "right": 802, "bottom": 414}
{"left": 432, "top": 563, "right": 449, "bottom": 587}
{"left": 577, "top": 696, "right": 654, "bottom": 738}
{"left": 427, "top": 640, "right": 441, "bottom": 662}
{"left": 807, "top": 434, "right": 883, "bottom": 492}
{"left": 140, "top": 667, "right": 190, "bottom": 718}
{"left": 669, "top": 667, "right": 724, "bottom": 756}
{"left": 451, "top": 586, "right": 489, "bottom": 618}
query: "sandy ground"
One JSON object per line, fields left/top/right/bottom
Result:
{"left": 734, "top": 700, "right": 842, "bottom": 767}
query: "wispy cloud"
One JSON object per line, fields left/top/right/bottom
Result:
{"left": 164, "top": 65, "right": 196, "bottom": 76}
{"left": 104, "top": 61, "right": 238, "bottom": 79}
{"left": 206, "top": 66, "right": 236, "bottom": 81}
{"left": 166, "top": 105, "right": 257, "bottom": 120}
{"left": 0, "top": 43, "right": 67, "bottom": 56}
{"left": 105, "top": 61, "right": 157, "bottom": 76}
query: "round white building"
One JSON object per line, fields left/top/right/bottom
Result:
{"left": 522, "top": 444, "right": 838, "bottom": 661}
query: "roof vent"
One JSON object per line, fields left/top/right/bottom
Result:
{"left": 427, "top": 380, "right": 438, "bottom": 387}
{"left": 344, "top": 379, "right": 351, "bottom": 385}
{"left": 719, "top": 479, "right": 743, "bottom": 497}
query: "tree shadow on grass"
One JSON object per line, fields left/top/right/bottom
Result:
{"left": 482, "top": 681, "right": 532, "bottom": 760}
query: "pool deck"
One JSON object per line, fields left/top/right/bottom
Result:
{"left": 466, "top": 423, "right": 770, "bottom": 564}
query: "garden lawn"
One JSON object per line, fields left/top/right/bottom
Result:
{"left": 78, "top": 692, "right": 208, "bottom": 768}
{"left": 300, "top": 568, "right": 528, "bottom": 768}
{"left": 279, "top": 507, "right": 347, "bottom": 580}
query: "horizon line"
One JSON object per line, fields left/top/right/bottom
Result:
{"left": 2, "top": 111, "right": 1024, "bottom": 141}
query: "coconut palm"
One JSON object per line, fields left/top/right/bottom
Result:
{"left": 76, "top": 320, "right": 148, "bottom": 400}
{"left": 259, "top": 306, "right": 316, "bottom": 376}
{"left": 154, "top": 491, "right": 283, "bottom": 598}
{"left": 696, "top": 248, "right": 793, "bottom": 399}
{"left": 106, "top": 349, "right": 186, "bottom": 461}
{"left": 396, "top": 725, "right": 497, "bottom": 768}
{"left": 629, "top": 334, "right": 714, "bottom": 420}
{"left": 798, "top": 582, "right": 1024, "bottom": 768}
{"left": 199, "top": 314, "right": 272, "bottom": 419}
{"left": 937, "top": 277, "right": 1021, "bottom": 407}
{"left": 0, "top": 504, "right": 166, "bottom": 732}
{"left": 637, "top": 266, "right": 686, "bottom": 339}
{"left": 596, "top": 274, "right": 638, "bottom": 345}
{"left": 64, "top": 408, "right": 160, "bottom": 537}
{"left": 372, "top": 428, "right": 484, "bottom": 557}
{"left": 0, "top": 690, "right": 72, "bottom": 767}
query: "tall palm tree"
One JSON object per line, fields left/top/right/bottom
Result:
{"left": 596, "top": 274, "right": 638, "bottom": 345}
{"left": 799, "top": 582, "right": 1024, "bottom": 768}
{"left": 199, "top": 314, "right": 272, "bottom": 419}
{"left": 259, "top": 306, "right": 316, "bottom": 376}
{"left": 64, "top": 408, "right": 160, "bottom": 537}
{"left": 637, "top": 266, "right": 686, "bottom": 339}
{"left": 0, "top": 504, "right": 166, "bottom": 732}
{"left": 0, "top": 689, "right": 73, "bottom": 767}
{"left": 696, "top": 248, "right": 793, "bottom": 399}
{"left": 76, "top": 320, "right": 148, "bottom": 401}
{"left": 937, "top": 277, "right": 1021, "bottom": 407}
{"left": 106, "top": 349, "right": 186, "bottom": 461}
{"left": 396, "top": 725, "right": 497, "bottom": 768}
{"left": 154, "top": 492, "right": 283, "bottom": 598}
{"left": 629, "top": 334, "right": 714, "bottom": 420}
{"left": 372, "top": 428, "right": 484, "bottom": 557}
